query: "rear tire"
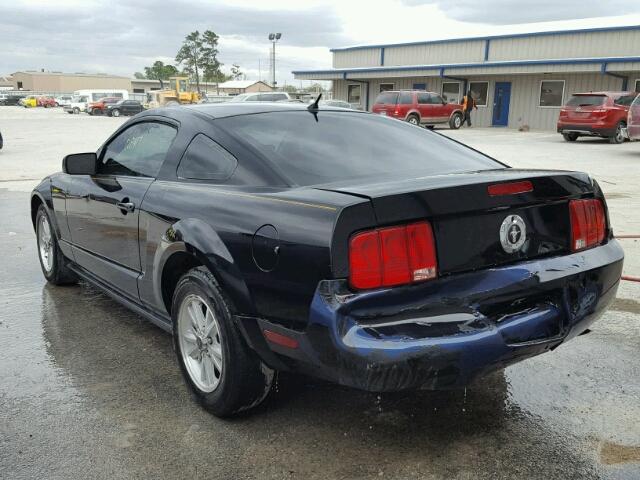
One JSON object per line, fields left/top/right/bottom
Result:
{"left": 111, "top": 109, "right": 120, "bottom": 117}
{"left": 562, "top": 133, "right": 579, "bottom": 142}
{"left": 73, "top": 107, "right": 80, "bottom": 114}
{"left": 406, "top": 114, "right": 420, "bottom": 126}
{"left": 35, "top": 205, "right": 78, "bottom": 285}
{"left": 449, "top": 112, "right": 463, "bottom": 129}
{"left": 172, "top": 267, "right": 273, "bottom": 417}
{"left": 609, "top": 122, "right": 626, "bottom": 144}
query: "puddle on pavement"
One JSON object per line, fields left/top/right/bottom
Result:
{"left": 600, "top": 441, "right": 640, "bottom": 465}
{"left": 610, "top": 297, "right": 640, "bottom": 315}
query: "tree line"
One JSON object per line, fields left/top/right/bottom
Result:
{"left": 134, "top": 30, "right": 243, "bottom": 92}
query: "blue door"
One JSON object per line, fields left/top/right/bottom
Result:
{"left": 492, "top": 82, "right": 511, "bottom": 126}
{"left": 413, "top": 83, "right": 426, "bottom": 90}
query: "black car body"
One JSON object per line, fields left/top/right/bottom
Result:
{"left": 107, "top": 99, "right": 144, "bottom": 117}
{"left": 31, "top": 103, "right": 624, "bottom": 416}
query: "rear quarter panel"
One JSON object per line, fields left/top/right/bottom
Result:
{"left": 138, "top": 182, "right": 365, "bottom": 329}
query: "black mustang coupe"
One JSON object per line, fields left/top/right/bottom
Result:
{"left": 31, "top": 102, "right": 623, "bottom": 416}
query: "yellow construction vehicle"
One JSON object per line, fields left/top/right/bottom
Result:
{"left": 144, "top": 76, "right": 200, "bottom": 109}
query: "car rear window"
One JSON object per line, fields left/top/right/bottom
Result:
{"left": 565, "top": 95, "right": 606, "bottom": 107}
{"left": 216, "top": 111, "right": 500, "bottom": 186}
{"left": 374, "top": 92, "right": 398, "bottom": 105}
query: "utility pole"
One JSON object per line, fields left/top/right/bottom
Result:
{"left": 268, "top": 33, "right": 281, "bottom": 88}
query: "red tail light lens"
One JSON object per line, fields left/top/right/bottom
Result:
{"left": 349, "top": 221, "right": 437, "bottom": 290}
{"left": 487, "top": 180, "right": 533, "bottom": 196}
{"left": 569, "top": 199, "right": 606, "bottom": 252}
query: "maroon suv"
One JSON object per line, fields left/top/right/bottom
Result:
{"left": 372, "top": 90, "right": 464, "bottom": 129}
{"left": 557, "top": 91, "right": 638, "bottom": 144}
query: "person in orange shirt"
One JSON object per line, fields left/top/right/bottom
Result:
{"left": 462, "top": 90, "right": 477, "bottom": 127}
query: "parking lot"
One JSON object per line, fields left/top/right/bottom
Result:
{"left": 1, "top": 106, "right": 639, "bottom": 479}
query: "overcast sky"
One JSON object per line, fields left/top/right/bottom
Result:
{"left": 1, "top": 0, "right": 640, "bottom": 86}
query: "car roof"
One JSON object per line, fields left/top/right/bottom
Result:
{"left": 165, "top": 102, "right": 363, "bottom": 119}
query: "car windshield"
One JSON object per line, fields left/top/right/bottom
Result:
{"left": 229, "top": 93, "right": 251, "bottom": 102}
{"left": 217, "top": 111, "right": 501, "bottom": 186}
{"left": 565, "top": 95, "right": 606, "bottom": 107}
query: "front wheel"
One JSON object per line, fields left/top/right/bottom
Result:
{"left": 172, "top": 267, "right": 273, "bottom": 417}
{"left": 73, "top": 107, "right": 80, "bottom": 114}
{"left": 609, "top": 122, "right": 626, "bottom": 144}
{"left": 111, "top": 109, "right": 120, "bottom": 117}
{"left": 449, "top": 112, "right": 463, "bottom": 129}
{"left": 35, "top": 205, "right": 77, "bottom": 285}
{"left": 406, "top": 114, "right": 420, "bottom": 126}
{"left": 562, "top": 132, "right": 579, "bottom": 142}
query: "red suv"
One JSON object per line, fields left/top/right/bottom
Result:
{"left": 372, "top": 90, "right": 464, "bottom": 129}
{"left": 87, "top": 97, "right": 121, "bottom": 115}
{"left": 557, "top": 91, "right": 638, "bottom": 144}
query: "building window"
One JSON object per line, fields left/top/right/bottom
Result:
{"left": 413, "top": 82, "right": 427, "bottom": 90}
{"left": 379, "top": 83, "right": 394, "bottom": 93}
{"left": 17, "top": 81, "right": 23, "bottom": 89}
{"left": 539, "top": 80, "right": 565, "bottom": 107}
{"left": 442, "top": 82, "right": 461, "bottom": 104}
{"left": 635, "top": 79, "right": 640, "bottom": 92}
{"left": 133, "top": 88, "right": 145, "bottom": 93}
{"left": 347, "top": 84, "right": 361, "bottom": 105}
{"left": 468, "top": 81, "right": 489, "bottom": 107}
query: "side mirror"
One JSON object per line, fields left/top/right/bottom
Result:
{"left": 63, "top": 152, "right": 98, "bottom": 175}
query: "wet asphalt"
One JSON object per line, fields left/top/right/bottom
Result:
{"left": 1, "top": 188, "right": 639, "bottom": 480}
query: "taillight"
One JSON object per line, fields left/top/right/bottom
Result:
{"left": 569, "top": 199, "right": 606, "bottom": 252}
{"left": 349, "top": 221, "right": 437, "bottom": 290}
{"left": 487, "top": 180, "right": 533, "bottom": 196}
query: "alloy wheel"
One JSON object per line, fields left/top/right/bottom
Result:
{"left": 38, "top": 215, "right": 53, "bottom": 273}
{"left": 177, "top": 294, "right": 224, "bottom": 393}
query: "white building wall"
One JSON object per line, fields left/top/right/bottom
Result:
{"left": 333, "top": 48, "right": 381, "bottom": 68}
{"left": 489, "top": 29, "right": 640, "bottom": 61}
{"left": 383, "top": 40, "right": 484, "bottom": 66}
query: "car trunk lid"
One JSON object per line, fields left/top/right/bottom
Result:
{"left": 320, "top": 169, "right": 596, "bottom": 276}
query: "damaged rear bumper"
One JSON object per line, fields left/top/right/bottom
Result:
{"left": 245, "top": 240, "right": 624, "bottom": 392}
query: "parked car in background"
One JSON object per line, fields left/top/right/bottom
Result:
{"left": 87, "top": 97, "right": 121, "bottom": 115}
{"left": 37, "top": 97, "right": 57, "bottom": 108}
{"left": 0, "top": 95, "right": 25, "bottom": 106}
{"left": 628, "top": 93, "right": 640, "bottom": 141}
{"left": 31, "top": 102, "right": 623, "bottom": 417}
{"left": 22, "top": 96, "right": 38, "bottom": 108}
{"left": 64, "top": 95, "right": 90, "bottom": 114}
{"left": 228, "top": 92, "right": 291, "bottom": 102}
{"left": 55, "top": 95, "right": 73, "bottom": 107}
{"left": 318, "top": 99, "right": 353, "bottom": 109}
{"left": 106, "top": 99, "right": 144, "bottom": 117}
{"left": 557, "top": 91, "right": 638, "bottom": 144}
{"left": 0, "top": 129, "right": 3, "bottom": 150}
{"left": 372, "top": 90, "right": 464, "bottom": 129}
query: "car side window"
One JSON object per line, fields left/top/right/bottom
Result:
{"left": 177, "top": 134, "right": 238, "bottom": 181}
{"left": 614, "top": 95, "right": 636, "bottom": 106}
{"left": 428, "top": 94, "right": 445, "bottom": 104}
{"left": 417, "top": 92, "right": 430, "bottom": 104}
{"left": 99, "top": 122, "right": 177, "bottom": 177}
{"left": 399, "top": 92, "right": 413, "bottom": 104}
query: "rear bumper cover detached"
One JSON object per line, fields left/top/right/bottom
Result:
{"left": 247, "top": 240, "right": 624, "bottom": 392}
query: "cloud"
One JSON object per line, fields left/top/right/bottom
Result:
{"left": 400, "top": 0, "right": 640, "bottom": 24}
{"left": 0, "top": 0, "right": 348, "bottom": 81}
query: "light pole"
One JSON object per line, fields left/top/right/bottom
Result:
{"left": 268, "top": 33, "right": 281, "bottom": 88}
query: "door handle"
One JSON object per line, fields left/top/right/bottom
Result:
{"left": 116, "top": 201, "right": 135, "bottom": 213}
